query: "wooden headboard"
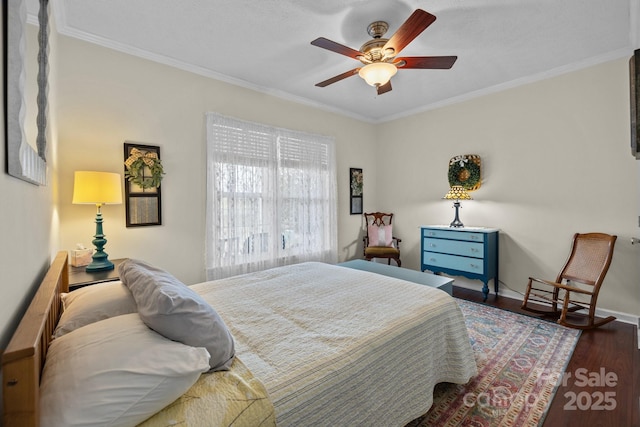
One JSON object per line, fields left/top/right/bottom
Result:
{"left": 2, "top": 251, "right": 69, "bottom": 427}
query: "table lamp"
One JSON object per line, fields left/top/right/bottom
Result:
{"left": 72, "top": 171, "right": 122, "bottom": 271}
{"left": 443, "top": 185, "right": 472, "bottom": 228}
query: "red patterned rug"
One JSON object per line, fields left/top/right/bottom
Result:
{"left": 407, "top": 299, "right": 581, "bottom": 427}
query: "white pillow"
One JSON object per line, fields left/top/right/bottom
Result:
{"left": 118, "top": 259, "right": 235, "bottom": 371}
{"left": 54, "top": 281, "right": 137, "bottom": 338}
{"left": 40, "top": 314, "right": 210, "bottom": 427}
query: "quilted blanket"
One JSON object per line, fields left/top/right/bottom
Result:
{"left": 138, "top": 356, "right": 275, "bottom": 426}
{"left": 191, "top": 262, "right": 477, "bottom": 426}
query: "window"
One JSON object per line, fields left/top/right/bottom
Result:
{"left": 205, "top": 113, "right": 338, "bottom": 280}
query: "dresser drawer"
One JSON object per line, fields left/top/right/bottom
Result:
{"left": 422, "top": 228, "right": 485, "bottom": 243}
{"left": 422, "top": 252, "right": 484, "bottom": 275}
{"left": 423, "top": 238, "right": 484, "bottom": 258}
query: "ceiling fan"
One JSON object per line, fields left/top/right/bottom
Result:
{"left": 311, "top": 9, "right": 457, "bottom": 95}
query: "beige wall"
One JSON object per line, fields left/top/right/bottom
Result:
{"left": 55, "top": 35, "right": 378, "bottom": 285}
{"left": 377, "top": 58, "right": 640, "bottom": 317}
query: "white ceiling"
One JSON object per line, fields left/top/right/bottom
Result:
{"left": 33, "top": 0, "right": 635, "bottom": 122}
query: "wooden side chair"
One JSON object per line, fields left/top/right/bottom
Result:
{"left": 363, "top": 212, "right": 401, "bottom": 267}
{"left": 521, "top": 232, "right": 617, "bottom": 329}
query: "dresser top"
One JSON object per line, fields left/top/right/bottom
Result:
{"left": 421, "top": 225, "right": 500, "bottom": 233}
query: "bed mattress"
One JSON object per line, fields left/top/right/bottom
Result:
{"left": 190, "top": 262, "right": 477, "bottom": 426}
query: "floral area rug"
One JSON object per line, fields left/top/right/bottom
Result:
{"left": 407, "top": 299, "right": 581, "bottom": 427}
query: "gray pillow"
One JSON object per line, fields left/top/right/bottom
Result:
{"left": 118, "top": 259, "right": 235, "bottom": 371}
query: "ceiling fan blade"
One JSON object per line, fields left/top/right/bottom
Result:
{"left": 315, "top": 68, "right": 360, "bottom": 87}
{"left": 383, "top": 9, "right": 436, "bottom": 56}
{"left": 395, "top": 56, "right": 457, "bottom": 69}
{"left": 311, "top": 37, "right": 363, "bottom": 60}
{"left": 377, "top": 81, "right": 392, "bottom": 95}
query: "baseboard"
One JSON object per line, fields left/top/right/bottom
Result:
{"left": 452, "top": 281, "right": 640, "bottom": 328}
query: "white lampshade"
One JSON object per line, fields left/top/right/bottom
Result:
{"left": 358, "top": 62, "right": 397, "bottom": 87}
{"left": 72, "top": 171, "right": 123, "bottom": 205}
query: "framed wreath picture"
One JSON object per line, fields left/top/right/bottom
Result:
{"left": 448, "top": 154, "right": 482, "bottom": 191}
{"left": 349, "top": 168, "right": 363, "bottom": 215}
{"left": 123, "top": 142, "right": 164, "bottom": 227}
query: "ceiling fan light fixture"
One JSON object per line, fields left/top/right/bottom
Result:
{"left": 358, "top": 62, "right": 397, "bottom": 87}
{"left": 311, "top": 9, "right": 452, "bottom": 95}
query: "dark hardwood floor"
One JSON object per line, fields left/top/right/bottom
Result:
{"left": 453, "top": 286, "right": 639, "bottom": 427}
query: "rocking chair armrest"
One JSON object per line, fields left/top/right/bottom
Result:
{"left": 528, "top": 277, "right": 558, "bottom": 287}
{"left": 528, "top": 277, "right": 592, "bottom": 295}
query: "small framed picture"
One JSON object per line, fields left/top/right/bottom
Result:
{"left": 349, "top": 168, "right": 363, "bottom": 215}
{"left": 124, "top": 142, "right": 163, "bottom": 227}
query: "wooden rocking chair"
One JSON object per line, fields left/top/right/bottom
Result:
{"left": 521, "top": 232, "right": 617, "bottom": 330}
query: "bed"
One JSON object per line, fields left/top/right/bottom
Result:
{"left": 2, "top": 252, "right": 477, "bottom": 426}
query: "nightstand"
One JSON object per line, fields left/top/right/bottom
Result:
{"left": 420, "top": 226, "right": 499, "bottom": 301}
{"left": 68, "top": 258, "right": 127, "bottom": 291}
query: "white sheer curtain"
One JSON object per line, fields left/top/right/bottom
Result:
{"left": 205, "top": 113, "right": 338, "bottom": 280}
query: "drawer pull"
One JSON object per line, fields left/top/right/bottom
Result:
{"left": 429, "top": 243, "right": 437, "bottom": 247}
{"left": 470, "top": 264, "right": 479, "bottom": 269}
{"left": 470, "top": 248, "right": 479, "bottom": 253}
{"left": 471, "top": 236, "right": 479, "bottom": 240}
{"left": 430, "top": 258, "right": 437, "bottom": 262}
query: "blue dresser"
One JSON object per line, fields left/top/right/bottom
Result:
{"left": 420, "top": 225, "right": 499, "bottom": 301}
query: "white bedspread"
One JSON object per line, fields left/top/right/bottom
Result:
{"left": 191, "top": 262, "right": 477, "bottom": 426}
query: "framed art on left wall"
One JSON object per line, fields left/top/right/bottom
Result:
{"left": 350, "top": 168, "right": 363, "bottom": 215}
{"left": 4, "top": 0, "right": 49, "bottom": 185}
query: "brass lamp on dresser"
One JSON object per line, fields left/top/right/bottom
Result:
{"left": 420, "top": 225, "right": 499, "bottom": 301}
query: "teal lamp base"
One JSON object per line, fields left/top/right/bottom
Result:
{"left": 86, "top": 254, "right": 114, "bottom": 272}
{"left": 85, "top": 206, "right": 115, "bottom": 272}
